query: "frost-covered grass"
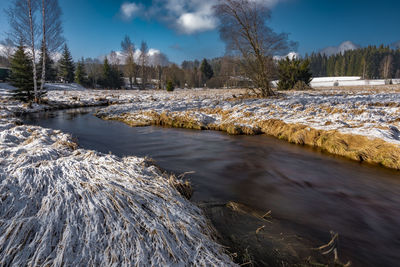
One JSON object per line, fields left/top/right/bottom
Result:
{"left": 95, "top": 85, "right": 400, "bottom": 169}
{"left": 0, "top": 84, "right": 236, "bottom": 266}
{"left": 97, "top": 86, "right": 400, "bottom": 145}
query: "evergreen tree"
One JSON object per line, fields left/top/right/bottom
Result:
{"left": 37, "top": 42, "right": 57, "bottom": 82}
{"left": 75, "top": 58, "right": 87, "bottom": 86}
{"left": 58, "top": 44, "right": 75, "bottom": 83}
{"left": 200, "top": 59, "right": 214, "bottom": 83}
{"left": 100, "top": 57, "right": 123, "bottom": 89}
{"left": 307, "top": 44, "right": 400, "bottom": 79}
{"left": 277, "top": 57, "right": 312, "bottom": 90}
{"left": 101, "top": 57, "right": 112, "bottom": 89}
{"left": 9, "top": 44, "right": 35, "bottom": 102}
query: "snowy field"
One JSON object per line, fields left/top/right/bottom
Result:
{"left": 272, "top": 77, "right": 400, "bottom": 87}
{"left": 1, "top": 81, "right": 400, "bottom": 264}
{"left": 96, "top": 86, "right": 400, "bottom": 146}
{"left": 0, "top": 84, "right": 235, "bottom": 266}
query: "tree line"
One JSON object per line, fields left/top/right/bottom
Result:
{"left": 9, "top": 0, "right": 397, "bottom": 101}
{"left": 307, "top": 45, "right": 400, "bottom": 79}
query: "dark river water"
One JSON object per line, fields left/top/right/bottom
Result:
{"left": 22, "top": 108, "right": 400, "bottom": 267}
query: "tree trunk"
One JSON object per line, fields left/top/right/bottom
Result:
{"left": 28, "top": 0, "right": 38, "bottom": 102}
{"left": 40, "top": 0, "right": 46, "bottom": 95}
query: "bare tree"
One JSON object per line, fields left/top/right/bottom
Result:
{"left": 109, "top": 50, "right": 120, "bottom": 66}
{"left": 121, "top": 35, "right": 135, "bottom": 89}
{"left": 151, "top": 52, "right": 169, "bottom": 89}
{"left": 7, "top": 0, "right": 41, "bottom": 101}
{"left": 139, "top": 41, "right": 149, "bottom": 90}
{"left": 40, "top": 0, "right": 64, "bottom": 93}
{"left": 214, "top": 0, "right": 295, "bottom": 97}
{"left": 381, "top": 54, "right": 393, "bottom": 80}
{"left": 85, "top": 57, "right": 102, "bottom": 88}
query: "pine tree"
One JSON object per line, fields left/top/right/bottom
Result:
{"left": 37, "top": 42, "right": 57, "bottom": 82}
{"left": 9, "top": 44, "right": 35, "bottom": 102}
{"left": 277, "top": 57, "right": 312, "bottom": 91}
{"left": 75, "top": 58, "right": 87, "bottom": 86}
{"left": 101, "top": 57, "right": 112, "bottom": 89}
{"left": 58, "top": 44, "right": 75, "bottom": 83}
{"left": 200, "top": 59, "right": 214, "bottom": 84}
{"left": 99, "top": 57, "right": 123, "bottom": 89}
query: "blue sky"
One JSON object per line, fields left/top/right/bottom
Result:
{"left": 0, "top": 0, "right": 399, "bottom": 63}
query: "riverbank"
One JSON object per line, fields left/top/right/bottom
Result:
{"left": 96, "top": 85, "right": 400, "bottom": 170}
{"left": 0, "top": 84, "right": 236, "bottom": 266}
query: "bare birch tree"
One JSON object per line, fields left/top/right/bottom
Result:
{"left": 151, "top": 52, "right": 169, "bottom": 89}
{"left": 121, "top": 35, "right": 135, "bottom": 89}
{"left": 139, "top": 41, "right": 149, "bottom": 90}
{"left": 214, "top": 0, "right": 295, "bottom": 97}
{"left": 40, "top": 0, "right": 64, "bottom": 93}
{"left": 381, "top": 55, "right": 393, "bottom": 80}
{"left": 7, "top": 0, "right": 40, "bottom": 101}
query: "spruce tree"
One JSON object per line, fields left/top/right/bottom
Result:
{"left": 75, "top": 58, "right": 87, "bottom": 86}
{"left": 58, "top": 44, "right": 75, "bottom": 83}
{"left": 9, "top": 44, "right": 35, "bottom": 102}
{"left": 100, "top": 57, "right": 123, "bottom": 89}
{"left": 37, "top": 43, "right": 57, "bottom": 82}
{"left": 277, "top": 57, "right": 312, "bottom": 91}
{"left": 101, "top": 57, "right": 112, "bottom": 89}
{"left": 200, "top": 59, "right": 214, "bottom": 82}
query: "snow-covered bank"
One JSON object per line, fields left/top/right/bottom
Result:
{"left": 96, "top": 86, "right": 400, "bottom": 169}
{"left": 0, "top": 85, "right": 236, "bottom": 266}
{"left": 271, "top": 77, "right": 400, "bottom": 88}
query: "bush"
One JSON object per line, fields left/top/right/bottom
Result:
{"left": 166, "top": 80, "right": 174, "bottom": 92}
{"left": 207, "top": 76, "right": 227, "bottom": 88}
{"left": 333, "top": 81, "right": 339, "bottom": 87}
{"left": 277, "top": 57, "right": 312, "bottom": 91}
{"left": 293, "top": 81, "right": 312, "bottom": 91}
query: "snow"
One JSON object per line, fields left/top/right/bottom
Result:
{"left": 45, "top": 83, "right": 87, "bottom": 91}
{"left": 0, "top": 84, "right": 236, "bottom": 266}
{"left": 272, "top": 77, "right": 400, "bottom": 88}
{"left": 94, "top": 86, "right": 400, "bottom": 146}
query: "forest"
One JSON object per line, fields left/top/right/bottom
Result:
{"left": 307, "top": 45, "right": 400, "bottom": 79}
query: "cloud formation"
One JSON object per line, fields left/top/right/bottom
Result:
{"left": 120, "top": 2, "right": 143, "bottom": 20}
{"left": 119, "top": 0, "right": 284, "bottom": 34}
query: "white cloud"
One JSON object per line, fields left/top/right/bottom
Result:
{"left": 274, "top": 51, "right": 299, "bottom": 60}
{"left": 320, "top": 41, "right": 360, "bottom": 56}
{"left": 118, "top": 0, "right": 285, "bottom": 34}
{"left": 177, "top": 12, "right": 217, "bottom": 34}
{"left": 102, "top": 48, "right": 162, "bottom": 65}
{"left": 120, "top": 2, "right": 142, "bottom": 20}
{"left": 0, "top": 44, "right": 61, "bottom": 62}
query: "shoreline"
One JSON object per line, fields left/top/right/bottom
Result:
{"left": 0, "top": 87, "right": 237, "bottom": 266}
{"left": 97, "top": 91, "right": 400, "bottom": 170}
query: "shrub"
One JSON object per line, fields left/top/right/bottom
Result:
{"left": 166, "top": 80, "right": 174, "bottom": 92}
{"left": 293, "top": 80, "right": 312, "bottom": 91}
{"left": 277, "top": 57, "right": 312, "bottom": 91}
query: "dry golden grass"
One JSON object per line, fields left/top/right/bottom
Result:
{"left": 168, "top": 176, "right": 193, "bottom": 200}
{"left": 104, "top": 108, "right": 400, "bottom": 170}
{"left": 258, "top": 119, "right": 400, "bottom": 170}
